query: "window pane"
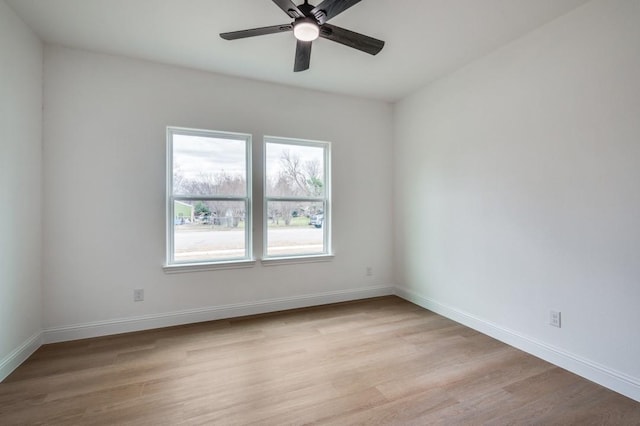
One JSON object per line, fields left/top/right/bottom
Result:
{"left": 266, "top": 201, "right": 324, "bottom": 257}
{"left": 265, "top": 143, "right": 325, "bottom": 198}
{"left": 173, "top": 134, "right": 246, "bottom": 197}
{"left": 174, "top": 200, "right": 247, "bottom": 262}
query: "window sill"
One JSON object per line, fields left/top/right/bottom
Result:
{"left": 163, "top": 259, "right": 256, "bottom": 274}
{"left": 261, "top": 254, "right": 335, "bottom": 267}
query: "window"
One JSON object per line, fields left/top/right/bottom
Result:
{"left": 165, "top": 129, "right": 331, "bottom": 271}
{"left": 166, "top": 127, "right": 252, "bottom": 268}
{"left": 264, "top": 137, "right": 331, "bottom": 259}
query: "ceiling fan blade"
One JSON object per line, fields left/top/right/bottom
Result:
{"left": 311, "top": 0, "right": 361, "bottom": 21}
{"left": 272, "top": 0, "right": 304, "bottom": 18}
{"left": 319, "top": 23, "right": 384, "bottom": 55}
{"left": 220, "top": 24, "right": 293, "bottom": 40}
{"left": 294, "top": 40, "right": 312, "bottom": 72}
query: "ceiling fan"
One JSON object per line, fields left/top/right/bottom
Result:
{"left": 220, "top": 0, "right": 385, "bottom": 72}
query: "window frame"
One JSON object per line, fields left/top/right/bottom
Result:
{"left": 262, "top": 136, "right": 332, "bottom": 261}
{"left": 164, "top": 127, "right": 253, "bottom": 271}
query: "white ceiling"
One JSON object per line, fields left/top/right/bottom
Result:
{"left": 7, "top": 0, "right": 589, "bottom": 102}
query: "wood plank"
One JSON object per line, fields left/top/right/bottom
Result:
{"left": 0, "top": 296, "right": 638, "bottom": 424}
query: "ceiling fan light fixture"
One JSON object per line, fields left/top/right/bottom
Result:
{"left": 293, "top": 19, "right": 319, "bottom": 41}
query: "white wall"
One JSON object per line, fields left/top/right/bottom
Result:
{"left": 0, "top": 0, "right": 43, "bottom": 380}
{"left": 394, "top": 0, "right": 640, "bottom": 401}
{"left": 42, "top": 46, "right": 394, "bottom": 338}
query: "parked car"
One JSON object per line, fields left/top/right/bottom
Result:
{"left": 309, "top": 213, "right": 324, "bottom": 228}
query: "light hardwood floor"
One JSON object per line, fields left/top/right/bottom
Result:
{"left": 1, "top": 296, "right": 638, "bottom": 425}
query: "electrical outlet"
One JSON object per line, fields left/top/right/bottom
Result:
{"left": 134, "top": 289, "right": 144, "bottom": 302}
{"left": 550, "top": 310, "right": 561, "bottom": 328}
{"left": 366, "top": 266, "right": 373, "bottom": 276}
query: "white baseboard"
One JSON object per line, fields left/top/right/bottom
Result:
{"left": 43, "top": 285, "right": 395, "bottom": 344}
{"left": 395, "top": 287, "right": 640, "bottom": 403}
{"left": 0, "top": 332, "right": 42, "bottom": 382}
